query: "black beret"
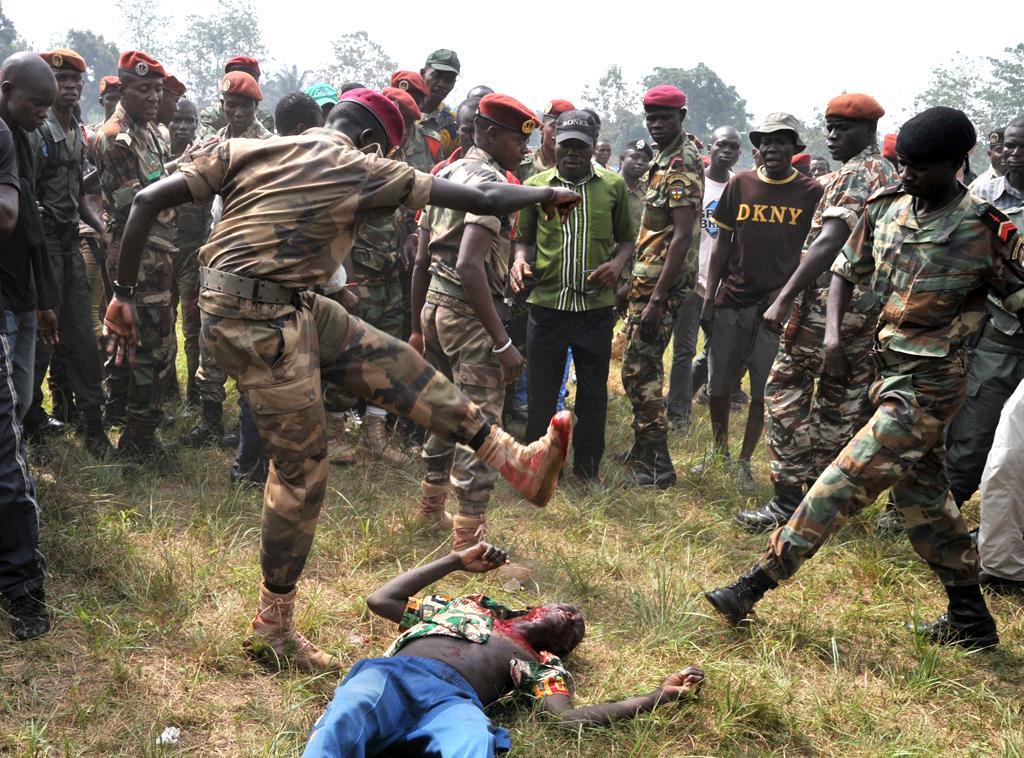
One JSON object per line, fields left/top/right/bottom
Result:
{"left": 896, "top": 106, "right": 976, "bottom": 164}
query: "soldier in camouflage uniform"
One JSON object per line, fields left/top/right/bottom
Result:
{"left": 414, "top": 93, "right": 542, "bottom": 550}
{"left": 184, "top": 71, "right": 272, "bottom": 448}
{"left": 197, "top": 56, "right": 274, "bottom": 138}
{"left": 93, "top": 50, "right": 176, "bottom": 463}
{"left": 618, "top": 85, "right": 703, "bottom": 487}
{"left": 610, "top": 139, "right": 653, "bottom": 360}
{"left": 706, "top": 107, "right": 1024, "bottom": 651}
{"left": 515, "top": 99, "right": 574, "bottom": 182}
{"left": 103, "top": 88, "right": 577, "bottom": 672}
{"left": 736, "top": 94, "right": 897, "bottom": 532}
{"left": 418, "top": 50, "right": 461, "bottom": 157}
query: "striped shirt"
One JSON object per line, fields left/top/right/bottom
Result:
{"left": 518, "top": 166, "right": 634, "bottom": 311}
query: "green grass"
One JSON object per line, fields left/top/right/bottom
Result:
{"left": 2, "top": 358, "right": 1023, "bottom": 757}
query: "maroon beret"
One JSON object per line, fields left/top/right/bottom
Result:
{"left": 792, "top": 153, "right": 811, "bottom": 168}
{"left": 390, "top": 70, "right": 429, "bottom": 99}
{"left": 478, "top": 93, "right": 539, "bottom": 135}
{"left": 543, "top": 99, "right": 575, "bottom": 118}
{"left": 162, "top": 75, "right": 187, "bottom": 97}
{"left": 339, "top": 88, "right": 405, "bottom": 151}
{"left": 643, "top": 85, "right": 686, "bottom": 110}
{"left": 224, "top": 55, "right": 261, "bottom": 79}
{"left": 99, "top": 75, "right": 121, "bottom": 94}
{"left": 383, "top": 86, "right": 421, "bottom": 122}
{"left": 40, "top": 48, "right": 86, "bottom": 73}
{"left": 221, "top": 71, "right": 262, "bottom": 102}
{"left": 118, "top": 50, "right": 165, "bottom": 79}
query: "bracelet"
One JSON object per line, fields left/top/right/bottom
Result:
{"left": 492, "top": 338, "right": 513, "bottom": 354}
{"left": 112, "top": 280, "right": 136, "bottom": 298}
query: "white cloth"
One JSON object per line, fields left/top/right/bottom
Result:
{"left": 697, "top": 173, "right": 732, "bottom": 298}
{"left": 977, "top": 376, "right": 1024, "bottom": 581}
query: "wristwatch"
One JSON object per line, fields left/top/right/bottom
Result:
{"left": 112, "top": 280, "right": 137, "bottom": 299}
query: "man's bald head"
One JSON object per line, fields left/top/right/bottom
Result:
{"left": 711, "top": 125, "right": 741, "bottom": 143}
{"left": 0, "top": 52, "right": 57, "bottom": 130}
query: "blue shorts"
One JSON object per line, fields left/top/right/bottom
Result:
{"left": 303, "top": 656, "right": 512, "bottom": 757}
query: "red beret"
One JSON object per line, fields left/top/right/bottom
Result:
{"left": 383, "top": 86, "right": 421, "bottom": 122}
{"left": 99, "top": 75, "right": 120, "bottom": 94}
{"left": 224, "top": 55, "right": 260, "bottom": 79}
{"left": 826, "top": 93, "right": 884, "bottom": 121}
{"left": 543, "top": 99, "right": 575, "bottom": 118}
{"left": 221, "top": 71, "right": 262, "bottom": 102}
{"left": 40, "top": 48, "right": 86, "bottom": 73}
{"left": 162, "top": 75, "right": 187, "bottom": 97}
{"left": 477, "top": 93, "right": 539, "bottom": 136}
{"left": 643, "top": 85, "right": 686, "bottom": 110}
{"left": 792, "top": 153, "right": 811, "bottom": 168}
{"left": 118, "top": 50, "right": 165, "bottom": 79}
{"left": 882, "top": 133, "right": 898, "bottom": 162}
{"left": 339, "top": 88, "right": 405, "bottom": 151}
{"left": 390, "top": 70, "right": 428, "bottom": 99}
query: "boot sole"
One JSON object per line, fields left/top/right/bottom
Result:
{"left": 527, "top": 412, "right": 573, "bottom": 507}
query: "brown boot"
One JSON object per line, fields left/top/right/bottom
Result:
{"left": 476, "top": 411, "right": 572, "bottom": 507}
{"left": 416, "top": 481, "right": 453, "bottom": 531}
{"left": 327, "top": 412, "right": 357, "bottom": 465}
{"left": 243, "top": 583, "right": 341, "bottom": 672}
{"left": 360, "top": 414, "right": 411, "bottom": 465}
{"left": 452, "top": 515, "right": 486, "bottom": 552}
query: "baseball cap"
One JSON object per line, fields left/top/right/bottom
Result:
{"left": 425, "top": 49, "right": 461, "bottom": 74}
{"left": 555, "top": 110, "right": 599, "bottom": 146}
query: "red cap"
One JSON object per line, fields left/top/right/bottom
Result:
{"left": 826, "top": 93, "right": 884, "bottom": 121}
{"left": 882, "top": 133, "right": 898, "bottom": 162}
{"left": 383, "top": 86, "right": 420, "bottom": 122}
{"left": 390, "top": 70, "right": 428, "bottom": 99}
{"left": 643, "top": 85, "right": 686, "bottom": 110}
{"left": 543, "top": 99, "right": 575, "bottom": 117}
{"left": 220, "top": 71, "right": 262, "bottom": 102}
{"left": 477, "top": 93, "right": 539, "bottom": 136}
{"left": 162, "top": 75, "right": 187, "bottom": 97}
{"left": 99, "top": 75, "right": 120, "bottom": 94}
{"left": 792, "top": 153, "right": 811, "bottom": 168}
{"left": 224, "top": 55, "right": 260, "bottom": 79}
{"left": 339, "top": 88, "right": 405, "bottom": 150}
{"left": 701, "top": 155, "right": 711, "bottom": 168}
{"left": 118, "top": 51, "right": 165, "bottom": 79}
{"left": 40, "top": 48, "right": 86, "bottom": 73}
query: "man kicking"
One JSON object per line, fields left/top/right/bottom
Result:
{"left": 304, "top": 542, "right": 705, "bottom": 756}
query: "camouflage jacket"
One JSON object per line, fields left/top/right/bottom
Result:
{"left": 515, "top": 146, "right": 555, "bottom": 183}
{"left": 628, "top": 131, "right": 704, "bottom": 301}
{"left": 424, "top": 146, "right": 511, "bottom": 302}
{"left": 215, "top": 119, "right": 273, "bottom": 141}
{"left": 834, "top": 185, "right": 1024, "bottom": 358}
{"left": 402, "top": 122, "right": 442, "bottom": 174}
{"left": 626, "top": 179, "right": 647, "bottom": 231}
{"left": 199, "top": 103, "right": 275, "bottom": 139}
{"left": 971, "top": 175, "right": 1024, "bottom": 336}
{"left": 178, "top": 128, "right": 432, "bottom": 319}
{"left": 419, "top": 102, "right": 457, "bottom": 157}
{"left": 93, "top": 103, "right": 176, "bottom": 251}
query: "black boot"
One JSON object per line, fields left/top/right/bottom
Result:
{"left": 7, "top": 588, "right": 50, "bottom": 641}
{"left": 704, "top": 566, "right": 778, "bottom": 627}
{"left": 180, "top": 399, "right": 224, "bottom": 448}
{"left": 624, "top": 438, "right": 676, "bottom": 488}
{"left": 734, "top": 483, "right": 803, "bottom": 533}
{"left": 909, "top": 584, "right": 999, "bottom": 650}
{"left": 118, "top": 425, "right": 180, "bottom": 473}
{"left": 82, "top": 407, "right": 114, "bottom": 459}
{"left": 614, "top": 437, "right": 644, "bottom": 465}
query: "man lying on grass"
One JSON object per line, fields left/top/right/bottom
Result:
{"left": 303, "top": 543, "right": 705, "bottom": 756}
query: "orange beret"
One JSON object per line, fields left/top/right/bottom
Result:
{"left": 477, "top": 93, "right": 539, "bottom": 136}
{"left": 543, "top": 99, "right": 575, "bottom": 118}
{"left": 98, "top": 76, "right": 120, "bottom": 94}
{"left": 826, "top": 93, "right": 884, "bottom": 121}
{"left": 118, "top": 51, "right": 165, "bottom": 79}
{"left": 882, "top": 133, "right": 898, "bottom": 162}
{"left": 390, "top": 70, "right": 428, "bottom": 99}
{"left": 162, "top": 75, "right": 187, "bottom": 97}
{"left": 383, "top": 86, "right": 421, "bottom": 122}
{"left": 40, "top": 48, "right": 86, "bottom": 73}
{"left": 220, "top": 71, "right": 262, "bottom": 102}
{"left": 224, "top": 55, "right": 260, "bottom": 79}
{"left": 792, "top": 153, "right": 811, "bottom": 168}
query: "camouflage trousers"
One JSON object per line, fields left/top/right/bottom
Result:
{"left": 353, "top": 266, "right": 404, "bottom": 341}
{"left": 202, "top": 292, "right": 486, "bottom": 588}
{"left": 195, "top": 328, "right": 229, "bottom": 405}
{"left": 621, "top": 296, "right": 682, "bottom": 444}
{"left": 420, "top": 298, "right": 505, "bottom": 519}
{"left": 758, "top": 352, "right": 979, "bottom": 587}
{"left": 105, "top": 243, "right": 174, "bottom": 429}
{"left": 166, "top": 244, "right": 201, "bottom": 399}
{"left": 765, "top": 287, "right": 879, "bottom": 489}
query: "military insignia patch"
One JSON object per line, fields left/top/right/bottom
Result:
{"left": 1012, "top": 235, "right": 1024, "bottom": 262}
{"left": 669, "top": 185, "right": 684, "bottom": 202}
{"left": 221, "top": 78, "right": 232, "bottom": 93}
{"left": 398, "top": 80, "right": 409, "bottom": 91}
{"left": 51, "top": 53, "right": 63, "bottom": 68}
{"left": 522, "top": 121, "right": 535, "bottom": 135}
{"left": 978, "top": 203, "right": 1018, "bottom": 243}
{"left": 134, "top": 61, "right": 149, "bottom": 77}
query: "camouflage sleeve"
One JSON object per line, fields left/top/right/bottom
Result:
{"left": 832, "top": 205, "right": 877, "bottom": 284}
{"left": 397, "top": 594, "right": 453, "bottom": 629}
{"left": 510, "top": 653, "right": 572, "bottom": 700}
{"left": 666, "top": 148, "right": 704, "bottom": 209}
{"left": 178, "top": 140, "right": 232, "bottom": 202}
{"left": 95, "top": 134, "right": 145, "bottom": 226}
{"left": 357, "top": 154, "right": 433, "bottom": 213}
{"left": 819, "top": 167, "right": 872, "bottom": 231}
{"left": 612, "top": 175, "right": 636, "bottom": 243}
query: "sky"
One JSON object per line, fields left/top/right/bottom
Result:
{"left": 8, "top": 0, "right": 1018, "bottom": 136}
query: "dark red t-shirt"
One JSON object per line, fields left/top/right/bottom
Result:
{"left": 710, "top": 167, "right": 823, "bottom": 308}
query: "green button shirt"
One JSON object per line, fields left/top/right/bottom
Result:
{"left": 518, "top": 165, "right": 635, "bottom": 311}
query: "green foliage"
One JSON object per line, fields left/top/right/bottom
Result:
{"left": 643, "top": 63, "right": 752, "bottom": 145}
{"left": 581, "top": 65, "right": 646, "bottom": 154}
{"left": 314, "top": 31, "right": 396, "bottom": 92}
{"left": 0, "top": 1, "right": 27, "bottom": 62}
{"left": 59, "top": 29, "right": 119, "bottom": 125}
{"left": 261, "top": 65, "right": 315, "bottom": 114}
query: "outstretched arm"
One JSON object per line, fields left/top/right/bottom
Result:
{"left": 366, "top": 544, "right": 510, "bottom": 624}
{"left": 541, "top": 667, "right": 704, "bottom": 726}
{"left": 429, "top": 178, "right": 578, "bottom": 220}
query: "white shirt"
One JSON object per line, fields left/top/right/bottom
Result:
{"left": 696, "top": 172, "right": 733, "bottom": 297}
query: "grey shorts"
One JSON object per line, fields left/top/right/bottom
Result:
{"left": 707, "top": 303, "right": 780, "bottom": 402}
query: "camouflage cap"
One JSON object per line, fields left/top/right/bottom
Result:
{"left": 425, "top": 49, "right": 461, "bottom": 74}
{"left": 749, "top": 112, "right": 806, "bottom": 152}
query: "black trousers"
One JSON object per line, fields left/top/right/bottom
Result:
{"left": 0, "top": 332, "right": 44, "bottom": 600}
{"left": 526, "top": 305, "right": 614, "bottom": 477}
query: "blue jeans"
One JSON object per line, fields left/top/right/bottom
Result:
{"left": 2, "top": 310, "right": 37, "bottom": 422}
{"left": 304, "top": 656, "right": 511, "bottom": 757}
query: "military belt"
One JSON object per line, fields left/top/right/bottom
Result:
{"left": 199, "top": 266, "right": 302, "bottom": 305}
{"left": 981, "top": 322, "right": 1024, "bottom": 350}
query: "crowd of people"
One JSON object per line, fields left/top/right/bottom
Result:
{"left": 1, "top": 40, "right": 1023, "bottom": 755}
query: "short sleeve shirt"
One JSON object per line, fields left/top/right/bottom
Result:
{"left": 179, "top": 128, "right": 432, "bottom": 318}
{"left": 628, "top": 132, "right": 704, "bottom": 300}
{"left": 0, "top": 119, "right": 18, "bottom": 191}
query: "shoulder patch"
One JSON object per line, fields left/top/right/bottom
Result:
{"left": 669, "top": 185, "right": 685, "bottom": 202}
{"left": 866, "top": 183, "right": 903, "bottom": 203}
{"left": 113, "top": 132, "right": 133, "bottom": 148}
{"left": 668, "top": 155, "right": 686, "bottom": 171}
{"left": 976, "top": 202, "right": 1018, "bottom": 244}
